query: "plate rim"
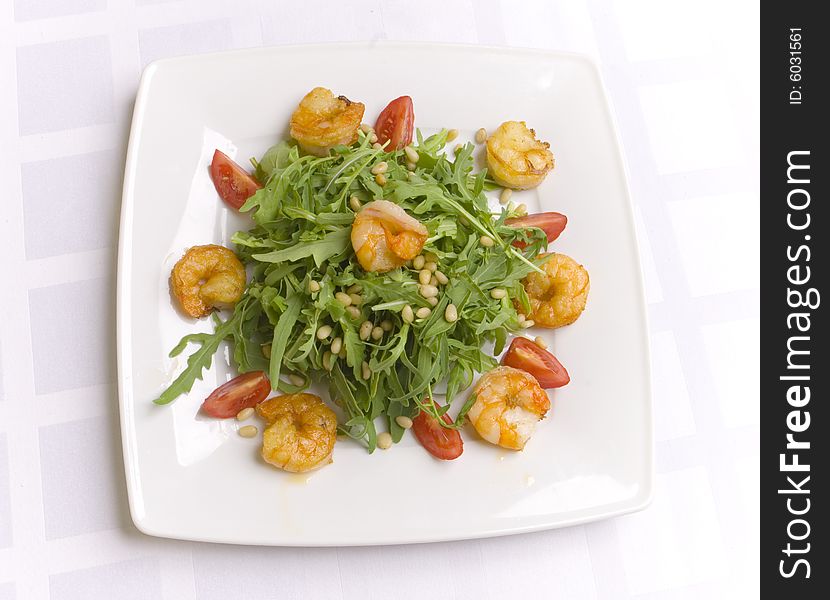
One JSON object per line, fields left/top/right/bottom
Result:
{"left": 116, "top": 41, "right": 654, "bottom": 546}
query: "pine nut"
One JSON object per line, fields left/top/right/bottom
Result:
{"left": 238, "top": 425, "right": 258, "bottom": 438}
{"left": 515, "top": 203, "right": 527, "bottom": 216}
{"left": 334, "top": 292, "right": 352, "bottom": 306}
{"left": 499, "top": 188, "right": 512, "bottom": 205}
{"left": 523, "top": 319, "right": 535, "bottom": 328}
{"left": 517, "top": 313, "right": 526, "bottom": 323}
{"left": 372, "top": 142, "right": 383, "bottom": 150}
{"left": 490, "top": 288, "right": 507, "bottom": 299}
{"left": 402, "top": 304, "right": 415, "bottom": 323}
{"left": 323, "top": 351, "right": 334, "bottom": 370}
{"left": 444, "top": 303, "right": 458, "bottom": 323}
{"left": 395, "top": 415, "right": 413, "bottom": 429}
{"left": 534, "top": 336, "right": 548, "bottom": 350}
{"left": 236, "top": 407, "right": 254, "bottom": 421}
{"left": 404, "top": 146, "right": 419, "bottom": 163}
{"left": 359, "top": 320, "right": 373, "bottom": 340}
{"left": 427, "top": 296, "right": 439, "bottom": 306}
{"left": 446, "top": 128, "right": 459, "bottom": 142}
{"left": 369, "top": 132, "right": 378, "bottom": 143}
{"left": 434, "top": 271, "right": 449, "bottom": 285}
{"left": 406, "top": 161, "right": 417, "bottom": 171}
{"left": 371, "top": 161, "right": 388, "bottom": 175}
{"left": 261, "top": 343, "right": 271, "bottom": 358}
{"left": 289, "top": 373, "right": 305, "bottom": 387}
{"left": 330, "top": 336, "right": 343, "bottom": 354}
{"left": 347, "top": 283, "right": 362, "bottom": 294}
{"left": 377, "top": 432, "right": 393, "bottom": 450}
{"left": 380, "top": 320, "right": 393, "bottom": 332}
{"left": 424, "top": 252, "right": 439, "bottom": 263}
{"left": 361, "top": 360, "right": 371, "bottom": 380}
{"left": 349, "top": 195, "right": 362, "bottom": 211}
{"left": 420, "top": 284, "right": 438, "bottom": 298}
{"left": 308, "top": 280, "right": 320, "bottom": 293}
{"left": 371, "top": 326, "right": 384, "bottom": 340}
{"left": 429, "top": 275, "right": 438, "bottom": 287}
{"left": 349, "top": 293, "right": 363, "bottom": 305}
{"left": 424, "top": 261, "right": 437, "bottom": 272}
{"left": 316, "top": 325, "right": 332, "bottom": 340}
{"left": 475, "top": 128, "right": 487, "bottom": 144}
{"left": 415, "top": 307, "right": 432, "bottom": 319}
{"left": 360, "top": 123, "right": 373, "bottom": 134}
{"left": 412, "top": 255, "right": 425, "bottom": 270}
{"left": 479, "top": 235, "right": 495, "bottom": 247}
{"left": 346, "top": 305, "right": 361, "bottom": 319}
{"left": 419, "top": 269, "right": 432, "bottom": 285}
{"left": 338, "top": 346, "right": 347, "bottom": 359}
{"left": 375, "top": 173, "right": 387, "bottom": 186}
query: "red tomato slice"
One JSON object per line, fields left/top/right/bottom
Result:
{"left": 505, "top": 212, "right": 567, "bottom": 249}
{"left": 411, "top": 402, "right": 463, "bottom": 460}
{"left": 210, "top": 149, "right": 262, "bottom": 210}
{"left": 201, "top": 371, "right": 271, "bottom": 418}
{"left": 374, "top": 96, "right": 415, "bottom": 150}
{"left": 501, "top": 337, "right": 570, "bottom": 388}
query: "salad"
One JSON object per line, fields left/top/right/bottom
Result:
{"left": 156, "top": 88, "right": 589, "bottom": 473}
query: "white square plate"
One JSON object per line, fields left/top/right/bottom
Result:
{"left": 118, "top": 42, "right": 652, "bottom": 545}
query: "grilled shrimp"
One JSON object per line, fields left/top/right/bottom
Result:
{"left": 256, "top": 393, "right": 338, "bottom": 473}
{"left": 485, "top": 121, "right": 555, "bottom": 189}
{"left": 351, "top": 200, "right": 428, "bottom": 272}
{"left": 468, "top": 366, "right": 550, "bottom": 450}
{"left": 289, "top": 87, "right": 365, "bottom": 157}
{"left": 521, "top": 252, "right": 589, "bottom": 328}
{"left": 170, "top": 244, "right": 246, "bottom": 318}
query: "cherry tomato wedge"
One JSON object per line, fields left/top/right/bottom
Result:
{"left": 411, "top": 402, "right": 463, "bottom": 460}
{"left": 201, "top": 371, "right": 271, "bottom": 418}
{"left": 374, "top": 96, "right": 415, "bottom": 150}
{"left": 210, "top": 149, "right": 262, "bottom": 210}
{"left": 501, "top": 337, "right": 570, "bottom": 388}
{"left": 505, "top": 212, "right": 568, "bottom": 249}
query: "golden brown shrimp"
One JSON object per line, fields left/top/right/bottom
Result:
{"left": 256, "top": 393, "right": 338, "bottom": 473}
{"left": 467, "top": 366, "right": 550, "bottom": 450}
{"left": 351, "top": 200, "right": 428, "bottom": 272}
{"left": 485, "top": 121, "right": 555, "bottom": 189}
{"left": 170, "top": 244, "right": 246, "bottom": 318}
{"left": 289, "top": 87, "right": 365, "bottom": 157}
{"left": 521, "top": 252, "right": 589, "bottom": 328}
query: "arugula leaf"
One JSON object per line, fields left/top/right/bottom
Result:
{"left": 153, "top": 313, "right": 238, "bottom": 405}
{"left": 254, "top": 141, "right": 295, "bottom": 182}
{"left": 252, "top": 228, "right": 351, "bottom": 266}
{"left": 268, "top": 293, "right": 302, "bottom": 385}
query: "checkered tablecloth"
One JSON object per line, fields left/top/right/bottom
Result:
{"left": 0, "top": 1, "right": 759, "bottom": 598}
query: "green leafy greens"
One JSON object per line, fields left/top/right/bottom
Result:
{"left": 155, "top": 129, "right": 550, "bottom": 451}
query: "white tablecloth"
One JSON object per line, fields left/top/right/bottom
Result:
{"left": 0, "top": 1, "right": 760, "bottom": 598}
